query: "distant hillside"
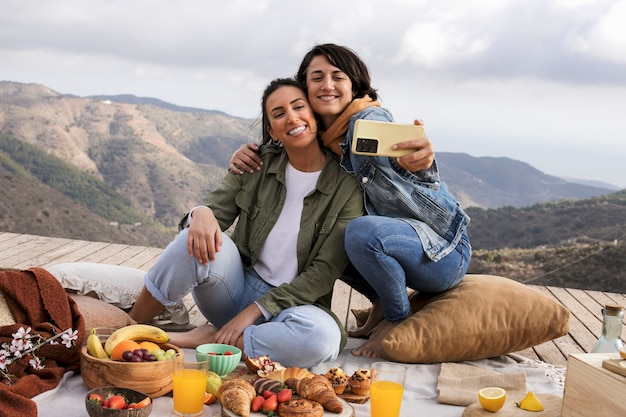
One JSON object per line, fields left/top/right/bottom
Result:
{"left": 466, "top": 189, "right": 626, "bottom": 250}
{"left": 0, "top": 81, "right": 255, "bottom": 228}
{"left": 468, "top": 240, "right": 626, "bottom": 293}
{"left": 466, "top": 190, "right": 626, "bottom": 293}
{"left": 436, "top": 153, "right": 615, "bottom": 209}
{"left": 0, "top": 171, "right": 175, "bottom": 247}
{"left": 0, "top": 80, "right": 622, "bottom": 241}
{"left": 1, "top": 81, "right": 625, "bottom": 292}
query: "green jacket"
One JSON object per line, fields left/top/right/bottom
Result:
{"left": 198, "top": 145, "right": 363, "bottom": 349}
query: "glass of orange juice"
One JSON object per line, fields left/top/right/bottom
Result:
{"left": 370, "top": 362, "right": 407, "bottom": 417}
{"left": 173, "top": 352, "right": 209, "bottom": 416}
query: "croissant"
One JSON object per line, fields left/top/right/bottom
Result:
{"left": 218, "top": 378, "right": 256, "bottom": 417}
{"left": 265, "top": 366, "right": 316, "bottom": 383}
{"left": 286, "top": 375, "right": 343, "bottom": 413}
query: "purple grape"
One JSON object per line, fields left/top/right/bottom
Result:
{"left": 122, "top": 350, "right": 133, "bottom": 361}
{"left": 132, "top": 349, "right": 144, "bottom": 359}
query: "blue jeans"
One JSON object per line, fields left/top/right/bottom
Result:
{"left": 143, "top": 229, "right": 341, "bottom": 367}
{"left": 342, "top": 216, "right": 471, "bottom": 322}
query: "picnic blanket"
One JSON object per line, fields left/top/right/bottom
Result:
{"left": 33, "top": 338, "right": 565, "bottom": 417}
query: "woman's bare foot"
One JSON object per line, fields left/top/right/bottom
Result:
{"left": 351, "top": 320, "right": 397, "bottom": 358}
{"left": 348, "top": 298, "right": 385, "bottom": 338}
{"left": 168, "top": 324, "right": 219, "bottom": 348}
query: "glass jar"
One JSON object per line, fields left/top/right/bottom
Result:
{"left": 591, "top": 303, "right": 624, "bottom": 353}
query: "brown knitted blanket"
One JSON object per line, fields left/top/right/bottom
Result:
{"left": 0, "top": 268, "right": 86, "bottom": 417}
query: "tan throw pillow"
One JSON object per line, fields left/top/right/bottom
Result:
{"left": 70, "top": 294, "right": 134, "bottom": 330}
{"left": 381, "top": 274, "right": 570, "bottom": 363}
{"left": 0, "top": 291, "right": 16, "bottom": 326}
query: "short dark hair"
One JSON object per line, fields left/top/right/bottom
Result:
{"left": 296, "top": 43, "right": 378, "bottom": 101}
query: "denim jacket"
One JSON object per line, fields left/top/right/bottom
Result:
{"left": 340, "top": 106, "right": 470, "bottom": 262}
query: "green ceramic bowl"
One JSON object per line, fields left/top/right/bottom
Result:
{"left": 195, "top": 343, "right": 242, "bottom": 377}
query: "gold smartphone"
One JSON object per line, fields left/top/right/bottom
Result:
{"left": 352, "top": 120, "right": 425, "bottom": 157}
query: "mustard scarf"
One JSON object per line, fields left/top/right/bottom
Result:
{"left": 320, "top": 95, "right": 381, "bottom": 156}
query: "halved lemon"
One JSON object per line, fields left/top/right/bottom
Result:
{"left": 478, "top": 387, "right": 506, "bottom": 412}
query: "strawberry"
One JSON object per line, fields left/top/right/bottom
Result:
{"left": 277, "top": 388, "right": 292, "bottom": 403}
{"left": 251, "top": 395, "right": 265, "bottom": 412}
{"left": 87, "top": 393, "right": 104, "bottom": 406}
{"left": 107, "top": 395, "right": 127, "bottom": 410}
{"left": 263, "top": 389, "right": 275, "bottom": 399}
{"left": 261, "top": 394, "right": 278, "bottom": 413}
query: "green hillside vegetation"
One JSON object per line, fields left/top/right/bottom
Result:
{"left": 0, "top": 133, "right": 160, "bottom": 228}
{"left": 466, "top": 190, "right": 626, "bottom": 292}
{"left": 468, "top": 240, "right": 626, "bottom": 293}
{"left": 466, "top": 190, "right": 626, "bottom": 250}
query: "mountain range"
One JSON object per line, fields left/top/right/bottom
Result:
{"left": 0, "top": 80, "right": 623, "bottom": 252}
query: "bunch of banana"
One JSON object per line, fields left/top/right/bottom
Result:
{"left": 86, "top": 328, "right": 109, "bottom": 359}
{"left": 103, "top": 324, "right": 170, "bottom": 356}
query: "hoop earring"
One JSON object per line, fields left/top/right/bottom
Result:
{"left": 270, "top": 138, "right": 283, "bottom": 147}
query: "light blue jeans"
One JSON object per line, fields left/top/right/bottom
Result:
{"left": 342, "top": 216, "right": 471, "bottom": 323}
{"left": 143, "top": 228, "right": 341, "bottom": 367}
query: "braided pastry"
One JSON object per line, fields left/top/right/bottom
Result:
{"left": 277, "top": 398, "right": 324, "bottom": 417}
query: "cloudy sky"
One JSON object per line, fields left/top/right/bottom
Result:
{"left": 2, "top": 0, "right": 626, "bottom": 188}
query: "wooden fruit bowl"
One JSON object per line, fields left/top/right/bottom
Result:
{"left": 80, "top": 343, "right": 183, "bottom": 398}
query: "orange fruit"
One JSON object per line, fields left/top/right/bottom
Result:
{"left": 138, "top": 341, "right": 161, "bottom": 352}
{"left": 204, "top": 392, "right": 216, "bottom": 405}
{"left": 111, "top": 339, "right": 141, "bottom": 361}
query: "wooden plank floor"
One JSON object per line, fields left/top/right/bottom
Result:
{"left": 1, "top": 231, "right": 623, "bottom": 368}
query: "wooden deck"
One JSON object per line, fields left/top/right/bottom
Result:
{"left": 1, "top": 231, "right": 624, "bottom": 368}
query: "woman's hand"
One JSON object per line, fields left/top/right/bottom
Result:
{"left": 393, "top": 119, "right": 435, "bottom": 172}
{"left": 229, "top": 143, "right": 262, "bottom": 174}
{"left": 213, "top": 304, "right": 262, "bottom": 346}
{"left": 187, "top": 207, "right": 222, "bottom": 264}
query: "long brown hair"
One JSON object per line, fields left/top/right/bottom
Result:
{"left": 260, "top": 78, "right": 309, "bottom": 145}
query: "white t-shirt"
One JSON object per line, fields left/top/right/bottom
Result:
{"left": 253, "top": 162, "right": 321, "bottom": 286}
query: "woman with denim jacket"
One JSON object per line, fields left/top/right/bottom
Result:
{"left": 129, "top": 78, "right": 364, "bottom": 367}
{"left": 230, "top": 44, "right": 471, "bottom": 358}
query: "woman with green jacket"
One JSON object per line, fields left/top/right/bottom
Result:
{"left": 129, "top": 78, "right": 364, "bottom": 367}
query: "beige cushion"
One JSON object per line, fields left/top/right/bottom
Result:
{"left": 69, "top": 294, "right": 134, "bottom": 330}
{"left": 45, "top": 262, "right": 190, "bottom": 326}
{"left": 0, "top": 291, "right": 16, "bottom": 326}
{"left": 1, "top": 290, "right": 133, "bottom": 330}
{"left": 381, "top": 274, "right": 570, "bottom": 363}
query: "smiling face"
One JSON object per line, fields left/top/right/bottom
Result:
{"left": 266, "top": 85, "right": 318, "bottom": 152}
{"left": 304, "top": 55, "right": 354, "bottom": 128}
